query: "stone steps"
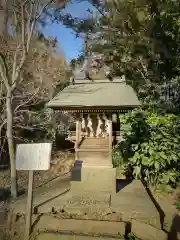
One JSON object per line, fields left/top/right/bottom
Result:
{"left": 77, "top": 148, "right": 108, "bottom": 152}
{"left": 35, "top": 216, "right": 126, "bottom": 238}
{"left": 81, "top": 138, "right": 109, "bottom": 145}
{"left": 80, "top": 139, "right": 109, "bottom": 151}
{"left": 33, "top": 216, "right": 167, "bottom": 240}
{"left": 77, "top": 152, "right": 110, "bottom": 166}
{"left": 79, "top": 138, "right": 109, "bottom": 153}
{"left": 35, "top": 233, "right": 123, "bottom": 240}
{"left": 80, "top": 143, "right": 108, "bottom": 147}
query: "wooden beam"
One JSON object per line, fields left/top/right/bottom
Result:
{"left": 50, "top": 108, "right": 134, "bottom": 113}
{"left": 75, "top": 116, "right": 80, "bottom": 160}
{"left": 108, "top": 115, "right": 113, "bottom": 165}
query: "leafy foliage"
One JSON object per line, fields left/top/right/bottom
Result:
{"left": 115, "top": 109, "right": 180, "bottom": 189}
{"left": 70, "top": 54, "right": 85, "bottom": 69}
{"left": 176, "top": 201, "right": 180, "bottom": 210}
{"left": 68, "top": 0, "right": 180, "bottom": 110}
{"left": 90, "top": 0, "right": 180, "bottom": 83}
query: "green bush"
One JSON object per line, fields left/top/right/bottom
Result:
{"left": 176, "top": 201, "right": 180, "bottom": 210}
{"left": 115, "top": 109, "right": 180, "bottom": 189}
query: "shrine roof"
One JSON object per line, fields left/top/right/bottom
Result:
{"left": 46, "top": 79, "right": 141, "bottom": 111}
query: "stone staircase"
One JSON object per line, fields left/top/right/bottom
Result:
{"left": 77, "top": 138, "right": 110, "bottom": 167}
{"left": 71, "top": 137, "right": 115, "bottom": 193}
{"left": 79, "top": 138, "right": 109, "bottom": 149}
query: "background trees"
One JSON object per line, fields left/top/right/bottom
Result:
{"left": 0, "top": 0, "right": 70, "bottom": 198}
{"left": 68, "top": 0, "right": 180, "bottom": 109}
{"left": 66, "top": 0, "right": 180, "bottom": 189}
{"left": 1, "top": 0, "right": 180, "bottom": 195}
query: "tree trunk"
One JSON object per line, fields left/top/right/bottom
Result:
{"left": 6, "top": 90, "right": 17, "bottom": 199}
{"left": 0, "top": 0, "right": 8, "bottom": 37}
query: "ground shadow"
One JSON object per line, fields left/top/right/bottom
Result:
{"left": 0, "top": 165, "right": 9, "bottom": 171}
{"left": 116, "top": 179, "right": 132, "bottom": 193}
{"left": 141, "top": 181, "right": 165, "bottom": 230}
{"left": 71, "top": 160, "right": 82, "bottom": 182}
{"left": 55, "top": 135, "right": 75, "bottom": 152}
{"left": 0, "top": 189, "right": 10, "bottom": 240}
{"left": 0, "top": 188, "right": 27, "bottom": 203}
{"left": 34, "top": 189, "right": 70, "bottom": 214}
{"left": 167, "top": 215, "right": 180, "bottom": 240}
{"left": 0, "top": 189, "right": 11, "bottom": 202}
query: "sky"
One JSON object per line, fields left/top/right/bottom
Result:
{"left": 42, "top": 1, "right": 94, "bottom": 62}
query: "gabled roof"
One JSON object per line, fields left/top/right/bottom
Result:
{"left": 47, "top": 79, "right": 141, "bottom": 111}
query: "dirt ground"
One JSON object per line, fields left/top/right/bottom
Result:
{"left": 153, "top": 188, "right": 180, "bottom": 239}
{"left": 0, "top": 151, "right": 74, "bottom": 240}
{"left": 0, "top": 151, "right": 74, "bottom": 200}
{"left": 0, "top": 153, "right": 179, "bottom": 240}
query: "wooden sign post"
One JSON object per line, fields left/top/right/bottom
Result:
{"left": 15, "top": 143, "right": 52, "bottom": 240}
{"left": 24, "top": 170, "right": 33, "bottom": 240}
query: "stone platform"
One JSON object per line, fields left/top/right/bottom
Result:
{"left": 73, "top": 137, "right": 116, "bottom": 194}
{"left": 71, "top": 164, "right": 116, "bottom": 194}
{"left": 10, "top": 178, "right": 161, "bottom": 229}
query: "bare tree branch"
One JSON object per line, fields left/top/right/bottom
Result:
{"left": 0, "top": 97, "right": 7, "bottom": 100}
{"left": 26, "top": 0, "right": 36, "bottom": 51}
{"left": 36, "top": 0, "right": 55, "bottom": 21}
{"left": 0, "top": 137, "right": 6, "bottom": 160}
{"left": 15, "top": 109, "right": 37, "bottom": 114}
{"left": 0, "top": 119, "right": 7, "bottom": 136}
{"left": 12, "top": 135, "right": 29, "bottom": 142}
{"left": 137, "top": 56, "right": 151, "bottom": 84}
{"left": 22, "top": 0, "right": 30, "bottom": 6}
{"left": 21, "top": 2, "right": 26, "bottom": 56}
{"left": 88, "top": 0, "right": 105, "bottom": 17}
{"left": 0, "top": 54, "right": 9, "bottom": 90}
{"left": 14, "top": 84, "right": 42, "bottom": 113}
{"left": 12, "top": 43, "right": 21, "bottom": 82}
{"left": 1, "top": 0, "right": 69, "bottom": 199}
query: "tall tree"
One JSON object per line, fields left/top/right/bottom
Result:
{"left": 0, "top": 0, "right": 8, "bottom": 37}
{"left": 69, "top": 0, "right": 180, "bottom": 85}
{"left": 0, "top": 0, "right": 68, "bottom": 198}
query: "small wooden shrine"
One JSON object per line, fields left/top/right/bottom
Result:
{"left": 47, "top": 57, "right": 140, "bottom": 194}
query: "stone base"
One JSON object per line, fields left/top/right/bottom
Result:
{"left": 10, "top": 178, "right": 161, "bottom": 230}
{"left": 71, "top": 163, "right": 116, "bottom": 194}
{"left": 35, "top": 216, "right": 126, "bottom": 240}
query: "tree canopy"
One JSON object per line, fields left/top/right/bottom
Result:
{"left": 65, "top": 0, "right": 180, "bottom": 112}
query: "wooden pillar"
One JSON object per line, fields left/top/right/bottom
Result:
{"left": 108, "top": 114, "right": 113, "bottom": 165}
{"left": 75, "top": 113, "right": 80, "bottom": 160}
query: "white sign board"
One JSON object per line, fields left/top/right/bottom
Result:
{"left": 15, "top": 143, "right": 52, "bottom": 170}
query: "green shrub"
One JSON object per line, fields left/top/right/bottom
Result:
{"left": 115, "top": 109, "right": 180, "bottom": 189}
{"left": 176, "top": 201, "right": 180, "bottom": 210}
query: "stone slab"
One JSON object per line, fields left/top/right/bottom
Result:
{"left": 36, "top": 215, "right": 126, "bottom": 237}
{"left": 71, "top": 166, "right": 116, "bottom": 194}
{"left": 78, "top": 155, "right": 111, "bottom": 167}
{"left": 36, "top": 191, "right": 111, "bottom": 216}
{"left": 10, "top": 174, "right": 70, "bottom": 214}
{"left": 64, "top": 192, "right": 110, "bottom": 207}
{"left": 111, "top": 180, "right": 161, "bottom": 228}
{"left": 131, "top": 219, "right": 167, "bottom": 240}
{"left": 10, "top": 179, "right": 161, "bottom": 232}
{"left": 35, "top": 233, "right": 123, "bottom": 240}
